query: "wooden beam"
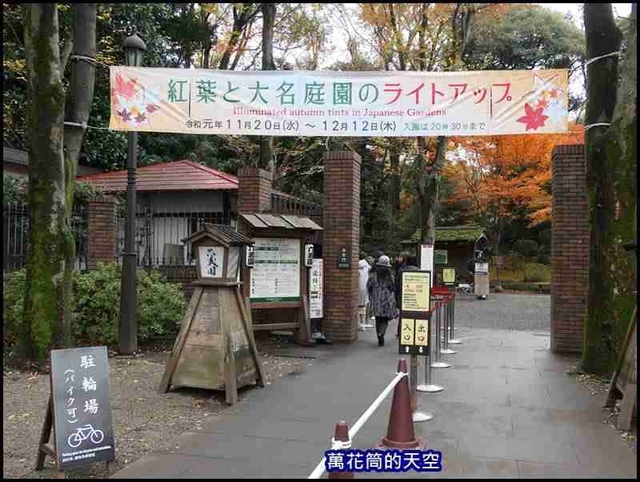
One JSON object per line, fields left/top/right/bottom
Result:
{"left": 249, "top": 301, "right": 302, "bottom": 309}
{"left": 252, "top": 322, "right": 299, "bottom": 331}
{"left": 236, "top": 290, "right": 265, "bottom": 387}
{"left": 35, "top": 395, "right": 53, "bottom": 470}
{"left": 223, "top": 312, "right": 238, "bottom": 405}
{"left": 158, "top": 287, "right": 204, "bottom": 393}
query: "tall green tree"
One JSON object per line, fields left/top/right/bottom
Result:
{"left": 61, "top": 4, "right": 97, "bottom": 347}
{"left": 22, "top": 4, "right": 68, "bottom": 359}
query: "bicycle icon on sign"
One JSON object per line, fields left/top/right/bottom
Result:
{"left": 67, "top": 424, "right": 104, "bottom": 448}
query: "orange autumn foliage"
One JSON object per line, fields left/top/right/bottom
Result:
{"left": 444, "top": 123, "right": 584, "bottom": 227}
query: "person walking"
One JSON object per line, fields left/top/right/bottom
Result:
{"left": 367, "top": 254, "right": 398, "bottom": 347}
{"left": 358, "top": 253, "right": 371, "bottom": 331}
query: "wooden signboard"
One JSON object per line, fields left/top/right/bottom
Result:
{"left": 604, "top": 308, "right": 637, "bottom": 430}
{"left": 36, "top": 346, "right": 115, "bottom": 474}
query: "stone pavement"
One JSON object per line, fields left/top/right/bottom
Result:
{"left": 112, "top": 294, "right": 636, "bottom": 479}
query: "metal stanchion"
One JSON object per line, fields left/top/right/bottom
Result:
{"left": 440, "top": 294, "right": 456, "bottom": 355}
{"left": 410, "top": 354, "right": 433, "bottom": 422}
{"left": 431, "top": 301, "right": 451, "bottom": 369}
{"left": 448, "top": 290, "right": 462, "bottom": 344}
{"left": 416, "top": 305, "right": 443, "bottom": 393}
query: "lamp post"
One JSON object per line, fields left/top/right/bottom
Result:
{"left": 119, "top": 33, "right": 146, "bottom": 355}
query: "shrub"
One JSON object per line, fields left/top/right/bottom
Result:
{"left": 501, "top": 281, "right": 549, "bottom": 293}
{"left": 537, "top": 253, "right": 551, "bottom": 265}
{"left": 537, "top": 229, "right": 552, "bottom": 246}
{"left": 513, "top": 239, "right": 539, "bottom": 257}
{"left": 3, "top": 263, "right": 186, "bottom": 348}
{"left": 524, "top": 263, "right": 551, "bottom": 282}
{"left": 3, "top": 174, "right": 27, "bottom": 204}
{"left": 4, "top": 269, "right": 27, "bottom": 345}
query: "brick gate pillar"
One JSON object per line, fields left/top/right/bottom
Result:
{"left": 237, "top": 167, "right": 272, "bottom": 213}
{"left": 551, "top": 144, "right": 589, "bottom": 353}
{"left": 322, "top": 150, "right": 361, "bottom": 343}
{"left": 88, "top": 195, "right": 118, "bottom": 269}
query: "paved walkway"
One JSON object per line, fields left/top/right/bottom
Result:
{"left": 112, "top": 294, "right": 636, "bottom": 479}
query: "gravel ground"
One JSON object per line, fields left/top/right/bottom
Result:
{"left": 3, "top": 341, "right": 309, "bottom": 479}
{"left": 455, "top": 292, "right": 551, "bottom": 331}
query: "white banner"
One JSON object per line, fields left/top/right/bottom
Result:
{"left": 420, "top": 244, "right": 434, "bottom": 288}
{"left": 309, "top": 259, "right": 323, "bottom": 319}
{"left": 110, "top": 67, "right": 569, "bottom": 137}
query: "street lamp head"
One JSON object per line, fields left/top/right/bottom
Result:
{"left": 123, "top": 32, "right": 147, "bottom": 67}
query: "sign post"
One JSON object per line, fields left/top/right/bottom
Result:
{"left": 442, "top": 268, "right": 462, "bottom": 344}
{"left": 398, "top": 270, "right": 433, "bottom": 422}
{"left": 36, "top": 346, "right": 116, "bottom": 475}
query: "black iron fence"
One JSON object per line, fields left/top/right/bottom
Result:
{"left": 116, "top": 204, "right": 230, "bottom": 267}
{"left": 3, "top": 203, "right": 89, "bottom": 272}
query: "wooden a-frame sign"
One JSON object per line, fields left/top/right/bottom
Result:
{"left": 604, "top": 306, "right": 637, "bottom": 431}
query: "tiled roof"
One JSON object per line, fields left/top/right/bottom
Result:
{"left": 182, "top": 223, "right": 254, "bottom": 246}
{"left": 77, "top": 160, "right": 238, "bottom": 192}
{"left": 239, "top": 213, "right": 323, "bottom": 231}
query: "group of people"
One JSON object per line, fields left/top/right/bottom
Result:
{"left": 358, "top": 252, "right": 419, "bottom": 347}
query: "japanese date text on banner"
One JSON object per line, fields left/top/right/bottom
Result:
{"left": 109, "top": 68, "right": 569, "bottom": 137}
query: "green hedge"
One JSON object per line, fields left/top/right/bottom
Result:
{"left": 501, "top": 281, "right": 550, "bottom": 293}
{"left": 523, "top": 262, "right": 551, "bottom": 282}
{"left": 4, "top": 263, "right": 186, "bottom": 349}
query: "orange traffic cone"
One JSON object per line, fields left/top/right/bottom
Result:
{"left": 378, "top": 359, "right": 423, "bottom": 450}
{"left": 328, "top": 421, "right": 354, "bottom": 479}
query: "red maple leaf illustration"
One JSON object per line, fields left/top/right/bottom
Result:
{"left": 117, "top": 108, "right": 131, "bottom": 122}
{"left": 114, "top": 73, "right": 138, "bottom": 99}
{"left": 516, "top": 103, "right": 548, "bottom": 131}
{"left": 135, "top": 112, "right": 147, "bottom": 124}
{"left": 146, "top": 104, "right": 160, "bottom": 113}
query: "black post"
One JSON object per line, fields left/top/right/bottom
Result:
{"left": 119, "top": 131, "right": 138, "bottom": 354}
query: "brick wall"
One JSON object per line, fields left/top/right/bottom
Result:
{"left": 322, "top": 150, "right": 361, "bottom": 343}
{"left": 88, "top": 195, "right": 117, "bottom": 269}
{"left": 551, "top": 144, "right": 589, "bottom": 353}
{"left": 237, "top": 167, "right": 272, "bottom": 213}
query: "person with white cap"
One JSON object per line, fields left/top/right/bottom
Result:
{"left": 366, "top": 254, "right": 398, "bottom": 346}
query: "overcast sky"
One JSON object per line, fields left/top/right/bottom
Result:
{"left": 320, "top": 3, "right": 633, "bottom": 120}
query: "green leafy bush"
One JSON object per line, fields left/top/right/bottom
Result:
{"left": 513, "top": 239, "right": 539, "bottom": 257}
{"left": 524, "top": 262, "right": 551, "bottom": 282}
{"left": 3, "top": 263, "right": 186, "bottom": 348}
{"left": 3, "top": 174, "right": 27, "bottom": 204}
{"left": 501, "top": 281, "right": 550, "bottom": 293}
{"left": 537, "top": 253, "right": 551, "bottom": 265}
{"left": 4, "top": 269, "right": 27, "bottom": 345}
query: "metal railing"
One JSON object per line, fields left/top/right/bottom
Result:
{"left": 115, "top": 205, "right": 230, "bottom": 267}
{"left": 3, "top": 202, "right": 89, "bottom": 272}
{"left": 270, "top": 192, "right": 323, "bottom": 225}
